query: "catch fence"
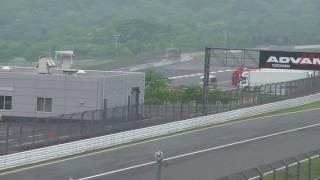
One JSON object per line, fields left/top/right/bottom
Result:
{"left": 0, "top": 76, "right": 320, "bottom": 155}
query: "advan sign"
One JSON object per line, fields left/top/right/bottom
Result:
{"left": 259, "top": 50, "right": 320, "bottom": 70}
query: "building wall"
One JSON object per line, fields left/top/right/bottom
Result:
{"left": 0, "top": 71, "right": 144, "bottom": 118}
{"left": 0, "top": 72, "right": 100, "bottom": 118}
{"left": 102, "top": 73, "right": 145, "bottom": 108}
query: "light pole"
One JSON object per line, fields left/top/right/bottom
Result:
{"left": 113, "top": 34, "right": 121, "bottom": 57}
{"left": 171, "top": 39, "right": 175, "bottom": 48}
{"left": 223, "top": 30, "right": 228, "bottom": 49}
{"left": 113, "top": 34, "right": 121, "bottom": 49}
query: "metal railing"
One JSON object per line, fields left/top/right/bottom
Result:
{"left": 218, "top": 150, "right": 320, "bottom": 180}
{"left": 1, "top": 75, "right": 320, "bottom": 155}
{"left": 1, "top": 92, "right": 320, "bottom": 171}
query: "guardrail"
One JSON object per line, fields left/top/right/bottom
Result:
{"left": 1, "top": 93, "right": 320, "bottom": 170}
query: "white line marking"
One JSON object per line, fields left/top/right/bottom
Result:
{"left": 1, "top": 108, "right": 319, "bottom": 176}
{"left": 217, "top": 81, "right": 231, "bottom": 84}
{"left": 77, "top": 162, "right": 155, "bottom": 180}
{"left": 76, "top": 122, "right": 320, "bottom": 180}
{"left": 168, "top": 69, "right": 235, "bottom": 79}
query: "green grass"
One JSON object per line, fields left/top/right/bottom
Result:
{"left": 252, "top": 156, "right": 320, "bottom": 180}
{"left": 1, "top": 101, "right": 320, "bottom": 174}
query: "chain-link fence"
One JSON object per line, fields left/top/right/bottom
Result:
{"left": 0, "top": 76, "right": 320, "bottom": 155}
{"left": 217, "top": 150, "right": 320, "bottom": 180}
{"left": 208, "top": 48, "right": 260, "bottom": 68}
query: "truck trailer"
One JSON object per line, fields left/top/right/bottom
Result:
{"left": 239, "top": 69, "right": 312, "bottom": 91}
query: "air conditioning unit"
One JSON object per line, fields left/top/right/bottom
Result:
{"left": 37, "top": 57, "right": 56, "bottom": 74}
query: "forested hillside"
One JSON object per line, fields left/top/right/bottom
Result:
{"left": 0, "top": 0, "right": 319, "bottom": 62}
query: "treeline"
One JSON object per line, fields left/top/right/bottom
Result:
{"left": 1, "top": 0, "right": 320, "bottom": 61}
{"left": 145, "top": 70, "right": 238, "bottom": 104}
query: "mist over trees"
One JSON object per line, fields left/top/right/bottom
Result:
{"left": 0, "top": 0, "right": 319, "bottom": 61}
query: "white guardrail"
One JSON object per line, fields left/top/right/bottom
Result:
{"left": 1, "top": 93, "right": 320, "bottom": 170}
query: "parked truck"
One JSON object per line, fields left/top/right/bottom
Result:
{"left": 231, "top": 67, "right": 258, "bottom": 86}
{"left": 239, "top": 69, "right": 313, "bottom": 91}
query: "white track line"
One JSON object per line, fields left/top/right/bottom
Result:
{"left": 168, "top": 69, "right": 235, "bottom": 80}
{"left": 76, "top": 122, "right": 320, "bottom": 180}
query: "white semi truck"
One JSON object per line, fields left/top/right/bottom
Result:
{"left": 239, "top": 69, "right": 313, "bottom": 91}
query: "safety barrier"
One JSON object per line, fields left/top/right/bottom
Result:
{"left": 1, "top": 93, "right": 320, "bottom": 170}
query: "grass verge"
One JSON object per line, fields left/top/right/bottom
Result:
{"left": 1, "top": 101, "right": 320, "bottom": 174}
{"left": 251, "top": 155, "right": 320, "bottom": 180}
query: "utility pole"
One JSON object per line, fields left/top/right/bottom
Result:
{"left": 203, "top": 48, "right": 210, "bottom": 116}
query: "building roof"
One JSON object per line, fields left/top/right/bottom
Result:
{"left": 0, "top": 66, "right": 143, "bottom": 78}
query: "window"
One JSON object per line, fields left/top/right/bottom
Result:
{"left": 37, "top": 97, "right": 52, "bottom": 112}
{"left": 0, "top": 96, "right": 12, "bottom": 110}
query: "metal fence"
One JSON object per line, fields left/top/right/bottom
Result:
{"left": 0, "top": 76, "right": 320, "bottom": 155}
{"left": 217, "top": 150, "right": 320, "bottom": 180}
{"left": 207, "top": 48, "right": 260, "bottom": 68}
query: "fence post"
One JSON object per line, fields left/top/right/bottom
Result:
{"left": 222, "top": 102, "right": 225, "bottom": 112}
{"left": 32, "top": 118, "right": 36, "bottom": 146}
{"left": 164, "top": 102, "right": 168, "bottom": 121}
{"left": 127, "top": 96, "right": 131, "bottom": 121}
{"left": 156, "top": 104, "right": 160, "bottom": 121}
{"left": 241, "top": 171, "right": 249, "bottom": 179}
{"left": 308, "top": 156, "right": 312, "bottom": 180}
{"left": 172, "top": 103, "right": 176, "bottom": 121}
{"left": 56, "top": 118, "right": 61, "bottom": 143}
{"left": 255, "top": 167, "right": 264, "bottom": 180}
{"left": 240, "top": 90, "right": 244, "bottom": 108}
{"left": 5, "top": 123, "right": 9, "bottom": 154}
{"left": 295, "top": 158, "right": 301, "bottom": 180}
{"left": 259, "top": 86, "right": 263, "bottom": 104}
{"left": 282, "top": 160, "right": 289, "bottom": 180}
{"left": 195, "top": 102, "right": 199, "bottom": 117}
{"left": 187, "top": 102, "right": 191, "bottom": 118}
{"left": 103, "top": 99, "right": 107, "bottom": 121}
{"left": 80, "top": 112, "right": 85, "bottom": 136}
{"left": 268, "top": 164, "right": 276, "bottom": 180}
{"left": 278, "top": 82, "right": 282, "bottom": 99}
{"left": 19, "top": 124, "right": 23, "bottom": 149}
{"left": 216, "top": 102, "right": 220, "bottom": 113}
{"left": 180, "top": 103, "right": 183, "bottom": 120}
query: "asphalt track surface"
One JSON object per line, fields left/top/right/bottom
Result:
{"left": 154, "top": 59, "right": 235, "bottom": 89}
{"left": 1, "top": 108, "right": 320, "bottom": 180}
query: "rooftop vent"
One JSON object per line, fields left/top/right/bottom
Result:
{"left": 55, "top": 51, "right": 74, "bottom": 69}
{"left": 77, "top": 70, "right": 86, "bottom": 74}
{"left": 37, "top": 57, "right": 56, "bottom": 74}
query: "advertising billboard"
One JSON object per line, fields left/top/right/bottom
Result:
{"left": 259, "top": 50, "right": 320, "bottom": 70}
